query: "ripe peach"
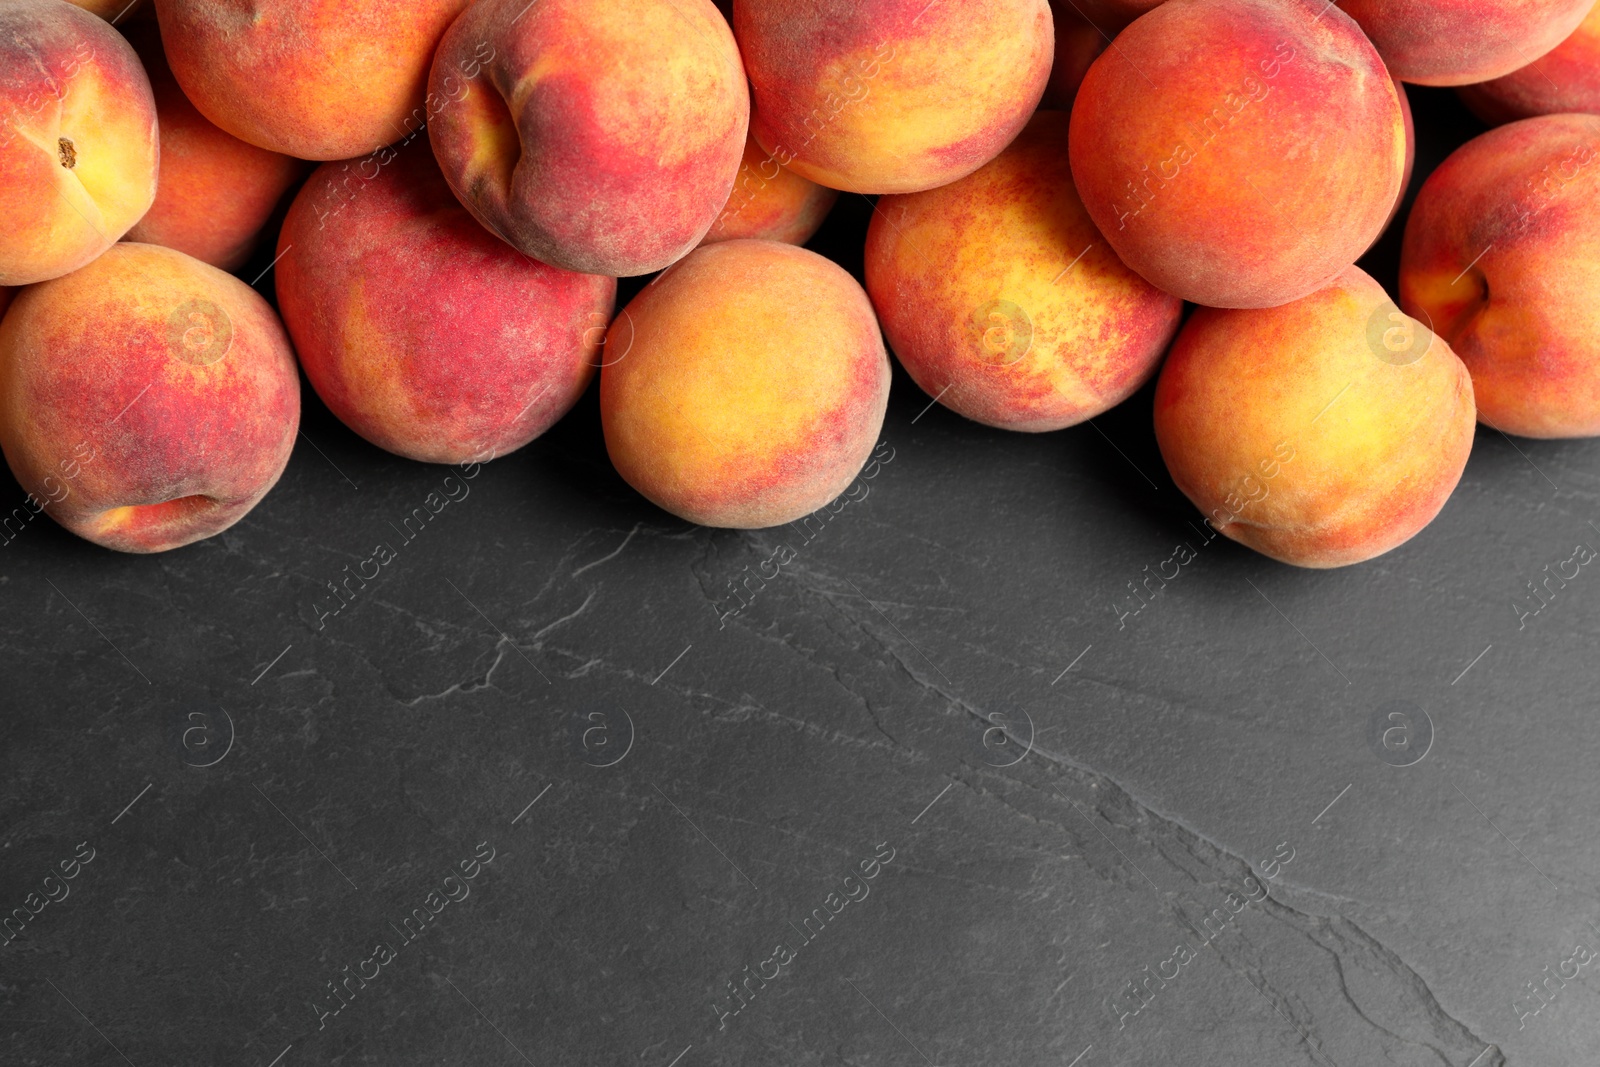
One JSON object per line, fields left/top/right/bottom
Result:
{"left": 429, "top": 0, "right": 748, "bottom": 276}
{"left": 865, "top": 111, "right": 1181, "bottom": 433}
{"left": 1154, "top": 266, "right": 1476, "bottom": 568}
{"left": 0, "top": 243, "right": 300, "bottom": 553}
{"left": 0, "top": 0, "right": 157, "bottom": 286}
{"left": 1337, "top": 0, "right": 1592, "bottom": 86}
{"left": 1069, "top": 0, "right": 1406, "bottom": 309}
{"left": 152, "top": 0, "right": 469, "bottom": 160}
{"left": 1457, "top": 2, "right": 1600, "bottom": 123}
{"left": 601, "top": 240, "right": 890, "bottom": 528}
{"left": 1041, "top": 4, "right": 1108, "bottom": 110}
{"left": 277, "top": 140, "right": 615, "bottom": 465}
{"left": 121, "top": 25, "right": 305, "bottom": 271}
{"left": 1400, "top": 114, "right": 1600, "bottom": 438}
{"left": 703, "top": 135, "right": 839, "bottom": 247}
{"left": 734, "top": 0, "right": 1054, "bottom": 195}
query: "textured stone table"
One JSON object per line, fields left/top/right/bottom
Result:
{"left": 2, "top": 87, "right": 1595, "bottom": 1067}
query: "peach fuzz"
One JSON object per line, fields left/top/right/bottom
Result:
{"left": 734, "top": 0, "right": 1054, "bottom": 195}
{"left": 703, "top": 135, "right": 840, "bottom": 247}
{"left": 1069, "top": 0, "right": 1406, "bottom": 310}
{"left": 0, "top": 0, "right": 157, "bottom": 286}
{"left": 429, "top": 0, "right": 747, "bottom": 276}
{"left": 1400, "top": 114, "right": 1600, "bottom": 438}
{"left": 276, "top": 142, "right": 615, "bottom": 466}
{"left": 121, "top": 25, "right": 305, "bottom": 271}
{"left": 1337, "top": 0, "right": 1592, "bottom": 86}
{"left": 153, "top": 0, "right": 469, "bottom": 160}
{"left": 1041, "top": 3, "right": 1108, "bottom": 110}
{"left": 865, "top": 111, "right": 1182, "bottom": 433}
{"left": 601, "top": 240, "right": 890, "bottom": 529}
{"left": 1457, "top": 2, "right": 1600, "bottom": 123}
{"left": 0, "top": 243, "right": 300, "bottom": 553}
{"left": 1154, "top": 267, "right": 1475, "bottom": 569}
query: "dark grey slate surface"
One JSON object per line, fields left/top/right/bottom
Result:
{"left": 1, "top": 87, "right": 1594, "bottom": 1067}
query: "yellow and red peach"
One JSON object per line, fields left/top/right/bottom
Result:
{"left": 1400, "top": 113, "right": 1600, "bottom": 438}
{"left": 0, "top": 0, "right": 157, "bottom": 286}
{"left": 1457, "top": 1, "right": 1600, "bottom": 123}
{"left": 276, "top": 140, "right": 616, "bottom": 465}
{"left": 121, "top": 25, "right": 305, "bottom": 271}
{"left": 865, "top": 111, "right": 1182, "bottom": 433}
{"left": 734, "top": 0, "right": 1054, "bottom": 195}
{"left": 1041, "top": 3, "right": 1108, "bottom": 111}
{"left": 429, "top": 0, "right": 748, "bottom": 276}
{"left": 601, "top": 240, "right": 890, "bottom": 528}
{"left": 152, "top": 0, "right": 469, "bottom": 160}
{"left": 1338, "top": 0, "right": 1593, "bottom": 86}
{"left": 703, "top": 134, "right": 839, "bottom": 247}
{"left": 0, "top": 243, "right": 300, "bottom": 553}
{"left": 1154, "top": 266, "right": 1475, "bottom": 568}
{"left": 1070, "top": 0, "right": 1406, "bottom": 310}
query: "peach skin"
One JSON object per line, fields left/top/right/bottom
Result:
{"left": 734, "top": 0, "right": 1054, "bottom": 195}
{"left": 277, "top": 140, "right": 616, "bottom": 465}
{"left": 1400, "top": 114, "right": 1600, "bottom": 438}
{"left": 703, "top": 134, "right": 840, "bottom": 247}
{"left": 601, "top": 240, "right": 890, "bottom": 528}
{"left": 1154, "top": 266, "right": 1476, "bottom": 568}
{"left": 0, "top": 0, "right": 157, "bottom": 286}
{"left": 153, "top": 0, "right": 469, "bottom": 160}
{"left": 0, "top": 243, "right": 300, "bottom": 553}
{"left": 1337, "top": 0, "right": 1592, "bottom": 86}
{"left": 1457, "top": 2, "right": 1600, "bottom": 123}
{"left": 122, "top": 24, "right": 305, "bottom": 271}
{"left": 865, "top": 111, "right": 1182, "bottom": 433}
{"left": 428, "top": 0, "right": 748, "bottom": 276}
{"left": 1069, "top": 0, "right": 1406, "bottom": 310}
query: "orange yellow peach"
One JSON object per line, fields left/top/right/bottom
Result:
{"left": 1069, "top": 0, "right": 1406, "bottom": 309}
{"left": 1401, "top": 113, "right": 1600, "bottom": 438}
{"left": 602, "top": 240, "right": 890, "bottom": 528}
{"left": 1155, "top": 266, "right": 1476, "bottom": 568}
{"left": 865, "top": 111, "right": 1182, "bottom": 432}
{"left": 0, "top": 243, "right": 300, "bottom": 553}
{"left": 153, "top": 0, "right": 470, "bottom": 160}
{"left": 1337, "top": 0, "right": 1592, "bottom": 86}
{"left": 1457, "top": 1, "right": 1600, "bottom": 123}
{"left": 703, "top": 134, "right": 840, "bottom": 247}
{"left": 0, "top": 0, "right": 157, "bottom": 286}
{"left": 735, "top": 0, "right": 1054, "bottom": 194}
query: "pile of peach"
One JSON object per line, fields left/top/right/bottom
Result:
{"left": 1, "top": 0, "right": 1597, "bottom": 566}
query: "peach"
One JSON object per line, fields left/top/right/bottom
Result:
{"left": 865, "top": 111, "right": 1182, "bottom": 433}
{"left": 428, "top": 0, "right": 748, "bottom": 276}
{"left": 734, "top": 0, "right": 1054, "bottom": 195}
{"left": 1337, "top": 0, "right": 1592, "bottom": 86}
{"left": 152, "top": 0, "right": 469, "bottom": 160}
{"left": 0, "top": 0, "right": 157, "bottom": 286}
{"left": 601, "top": 240, "right": 890, "bottom": 528}
{"left": 1155, "top": 266, "right": 1475, "bottom": 568}
{"left": 1457, "top": 2, "right": 1600, "bottom": 123}
{"left": 1069, "top": 0, "right": 1406, "bottom": 309}
{"left": 703, "top": 134, "right": 840, "bottom": 247}
{"left": 276, "top": 139, "right": 615, "bottom": 465}
{"left": 121, "top": 25, "right": 305, "bottom": 271}
{"left": 0, "top": 243, "right": 300, "bottom": 553}
{"left": 1400, "top": 114, "right": 1600, "bottom": 438}
{"left": 1041, "top": 4, "right": 1108, "bottom": 110}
